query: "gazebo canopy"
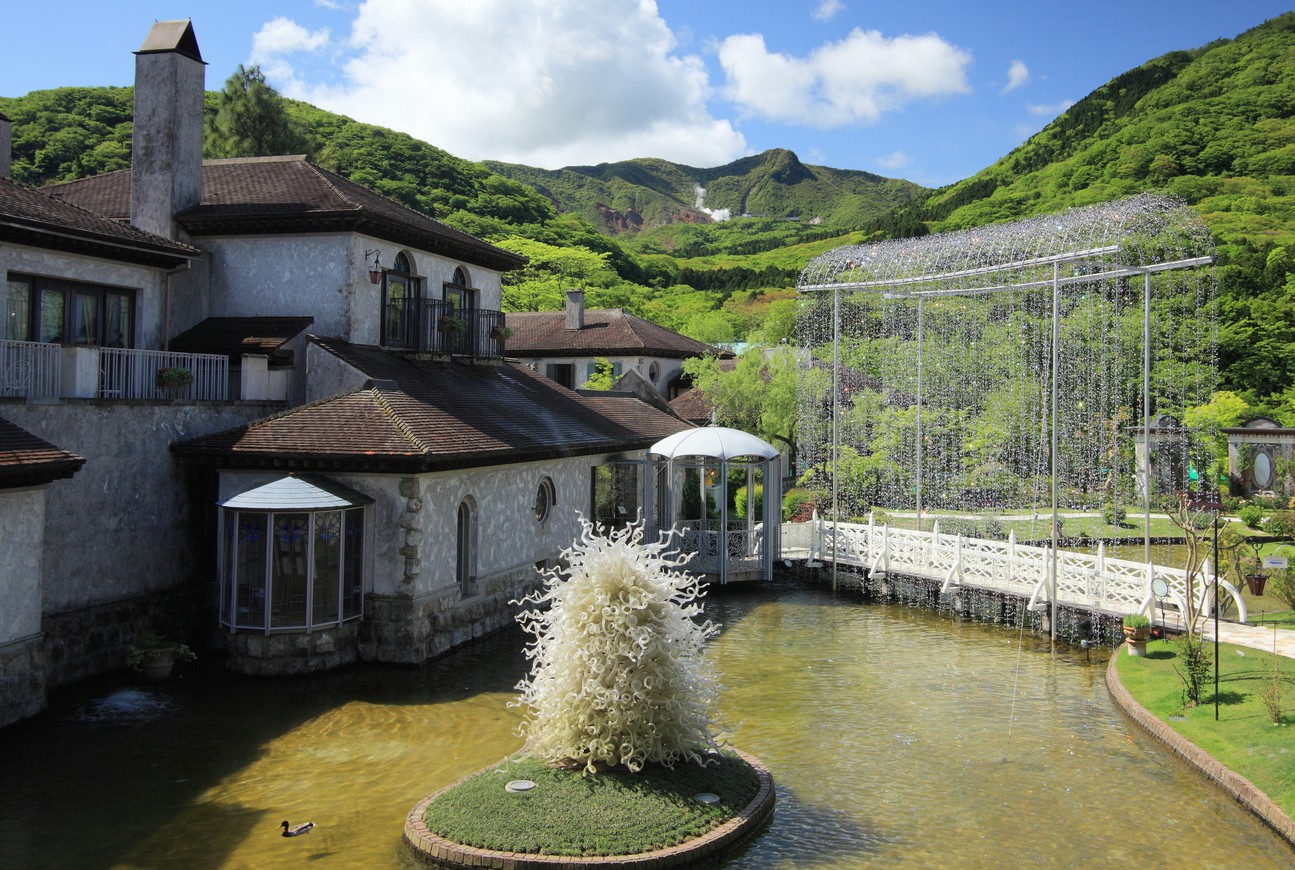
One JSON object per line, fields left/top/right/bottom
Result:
{"left": 648, "top": 427, "right": 779, "bottom": 461}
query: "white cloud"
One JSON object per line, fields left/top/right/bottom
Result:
{"left": 1001, "top": 60, "right": 1029, "bottom": 94}
{"left": 259, "top": 0, "right": 746, "bottom": 169}
{"left": 717, "top": 28, "right": 972, "bottom": 127}
{"left": 250, "top": 17, "right": 332, "bottom": 82}
{"left": 1026, "top": 99, "right": 1076, "bottom": 117}
{"left": 812, "top": 0, "right": 845, "bottom": 22}
{"left": 876, "top": 150, "right": 910, "bottom": 171}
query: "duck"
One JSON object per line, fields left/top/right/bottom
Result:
{"left": 280, "top": 820, "right": 315, "bottom": 837}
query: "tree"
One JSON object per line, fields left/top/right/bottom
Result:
{"left": 581, "top": 357, "right": 617, "bottom": 391}
{"left": 683, "top": 346, "right": 826, "bottom": 473}
{"left": 1165, "top": 491, "right": 1216, "bottom": 706}
{"left": 205, "top": 65, "right": 309, "bottom": 159}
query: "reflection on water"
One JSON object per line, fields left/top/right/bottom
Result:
{"left": 0, "top": 583, "right": 1291, "bottom": 869}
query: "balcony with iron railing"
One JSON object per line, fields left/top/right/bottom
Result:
{"left": 387, "top": 298, "right": 507, "bottom": 359}
{"left": 0, "top": 339, "right": 230, "bottom": 401}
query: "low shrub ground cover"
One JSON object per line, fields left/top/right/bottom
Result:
{"left": 421, "top": 751, "right": 760, "bottom": 857}
{"left": 1114, "top": 638, "right": 1295, "bottom": 815}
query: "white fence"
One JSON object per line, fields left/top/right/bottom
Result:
{"left": 98, "top": 347, "right": 228, "bottom": 400}
{"left": 0, "top": 340, "right": 61, "bottom": 398}
{"left": 782, "top": 516, "right": 1247, "bottom": 623}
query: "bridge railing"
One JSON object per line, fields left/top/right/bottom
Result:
{"left": 785, "top": 516, "right": 1246, "bottom": 623}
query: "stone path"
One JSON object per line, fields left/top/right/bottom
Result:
{"left": 1202, "top": 618, "right": 1295, "bottom": 659}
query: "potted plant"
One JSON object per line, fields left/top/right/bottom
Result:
{"left": 437, "top": 315, "right": 465, "bottom": 335}
{"left": 127, "top": 630, "right": 196, "bottom": 679}
{"left": 488, "top": 324, "right": 513, "bottom": 341}
{"left": 155, "top": 366, "right": 194, "bottom": 392}
{"left": 1122, "top": 613, "right": 1152, "bottom": 657}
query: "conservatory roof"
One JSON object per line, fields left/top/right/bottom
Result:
{"left": 220, "top": 473, "right": 374, "bottom": 510}
{"left": 648, "top": 426, "right": 779, "bottom": 461}
{"left": 797, "top": 193, "right": 1214, "bottom": 298}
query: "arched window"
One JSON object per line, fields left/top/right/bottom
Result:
{"left": 218, "top": 475, "right": 371, "bottom": 632}
{"left": 442, "top": 266, "right": 475, "bottom": 355}
{"left": 456, "top": 498, "right": 477, "bottom": 596}
{"left": 382, "top": 252, "right": 420, "bottom": 348}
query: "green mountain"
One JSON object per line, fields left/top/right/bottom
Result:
{"left": 483, "top": 149, "right": 928, "bottom": 234}
{"left": 6, "top": 12, "right": 1295, "bottom": 403}
{"left": 924, "top": 12, "right": 1295, "bottom": 246}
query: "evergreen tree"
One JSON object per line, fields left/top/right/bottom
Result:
{"left": 205, "top": 65, "right": 309, "bottom": 159}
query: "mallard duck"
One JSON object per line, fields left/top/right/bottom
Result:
{"left": 280, "top": 820, "right": 315, "bottom": 837}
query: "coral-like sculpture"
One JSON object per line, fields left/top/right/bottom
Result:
{"left": 513, "top": 517, "right": 723, "bottom": 773}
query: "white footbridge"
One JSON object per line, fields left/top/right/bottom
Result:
{"left": 780, "top": 515, "right": 1248, "bottom": 624}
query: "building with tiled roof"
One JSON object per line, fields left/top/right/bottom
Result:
{"left": 505, "top": 290, "right": 729, "bottom": 397}
{"left": 0, "top": 18, "right": 708, "bottom": 708}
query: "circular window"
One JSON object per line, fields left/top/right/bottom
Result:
{"left": 648, "top": 361, "right": 660, "bottom": 383}
{"left": 1254, "top": 451, "right": 1273, "bottom": 488}
{"left": 534, "top": 477, "right": 555, "bottom": 523}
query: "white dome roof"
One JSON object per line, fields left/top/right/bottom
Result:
{"left": 648, "top": 427, "right": 779, "bottom": 461}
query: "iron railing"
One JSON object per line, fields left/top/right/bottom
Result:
{"left": 388, "top": 298, "right": 507, "bottom": 358}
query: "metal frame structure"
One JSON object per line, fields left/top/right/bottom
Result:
{"left": 796, "top": 194, "right": 1216, "bottom": 639}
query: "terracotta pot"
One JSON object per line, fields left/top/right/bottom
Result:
{"left": 1122, "top": 625, "right": 1151, "bottom": 642}
{"left": 141, "top": 647, "right": 177, "bottom": 680}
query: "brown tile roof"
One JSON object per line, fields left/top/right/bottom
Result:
{"left": 668, "top": 388, "right": 715, "bottom": 426}
{"left": 0, "top": 176, "right": 198, "bottom": 268}
{"left": 504, "top": 309, "right": 730, "bottom": 359}
{"left": 0, "top": 416, "right": 85, "bottom": 488}
{"left": 169, "top": 317, "right": 314, "bottom": 361}
{"left": 47, "top": 156, "right": 525, "bottom": 272}
{"left": 173, "top": 338, "right": 692, "bottom": 472}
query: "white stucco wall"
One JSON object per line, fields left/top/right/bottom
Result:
{"left": 305, "top": 341, "right": 370, "bottom": 403}
{"left": 202, "top": 235, "right": 351, "bottom": 337}
{"left": 1, "top": 242, "right": 173, "bottom": 350}
{"left": 196, "top": 234, "right": 506, "bottom": 349}
{"left": 216, "top": 452, "right": 639, "bottom": 602}
{"left": 2, "top": 401, "right": 283, "bottom": 614}
{"left": 0, "top": 486, "right": 47, "bottom": 645}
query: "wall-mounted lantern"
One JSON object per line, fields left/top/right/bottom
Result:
{"left": 364, "top": 249, "right": 383, "bottom": 284}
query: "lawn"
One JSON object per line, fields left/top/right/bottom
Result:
{"left": 420, "top": 751, "right": 760, "bottom": 857}
{"left": 1114, "top": 638, "right": 1295, "bottom": 816}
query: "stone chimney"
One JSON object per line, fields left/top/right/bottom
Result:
{"left": 565, "top": 289, "right": 585, "bottom": 330}
{"left": 131, "top": 20, "right": 205, "bottom": 239}
{"left": 0, "top": 112, "right": 11, "bottom": 180}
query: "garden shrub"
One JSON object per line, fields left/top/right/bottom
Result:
{"left": 1238, "top": 503, "right": 1266, "bottom": 528}
{"left": 733, "top": 484, "right": 762, "bottom": 520}
{"left": 1270, "top": 567, "right": 1295, "bottom": 610}
{"left": 1102, "top": 501, "right": 1127, "bottom": 526}
{"left": 1263, "top": 511, "right": 1295, "bottom": 539}
{"left": 782, "top": 488, "right": 816, "bottom": 522}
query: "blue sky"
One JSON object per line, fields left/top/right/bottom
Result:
{"left": 2, "top": 1, "right": 1290, "bottom": 187}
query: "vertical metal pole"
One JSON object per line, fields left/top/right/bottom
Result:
{"left": 1144, "top": 272, "right": 1152, "bottom": 566}
{"left": 832, "top": 286, "right": 840, "bottom": 592}
{"left": 1214, "top": 512, "right": 1220, "bottom": 721}
{"left": 916, "top": 297, "right": 924, "bottom": 534}
{"left": 1051, "top": 264, "right": 1059, "bottom": 642}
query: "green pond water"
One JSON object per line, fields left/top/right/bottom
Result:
{"left": 1, "top": 582, "right": 1291, "bottom": 869}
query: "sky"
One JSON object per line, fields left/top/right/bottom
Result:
{"left": 3, "top": 1, "right": 1292, "bottom": 187}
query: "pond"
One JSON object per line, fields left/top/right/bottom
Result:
{"left": 1, "top": 582, "right": 1291, "bottom": 868}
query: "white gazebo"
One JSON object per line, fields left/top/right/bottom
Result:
{"left": 647, "top": 427, "right": 781, "bottom": 583}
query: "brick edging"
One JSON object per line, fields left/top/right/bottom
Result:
{"left": 403, "top": 749, "right": 776, "bottom": 869}
{"left": 1105, "top": 646, "right": 1295, "bottom": 848}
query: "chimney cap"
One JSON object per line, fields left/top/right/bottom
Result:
{"left": 136, "top": 19, "right": 205, "bottom": 64}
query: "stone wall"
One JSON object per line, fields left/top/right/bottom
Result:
{"left": 0, "top": 634, "right": 44, "bottom": 729}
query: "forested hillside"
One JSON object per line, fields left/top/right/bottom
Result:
{"left": 5, "top": 11, "right": 1295, "bottom": 402}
